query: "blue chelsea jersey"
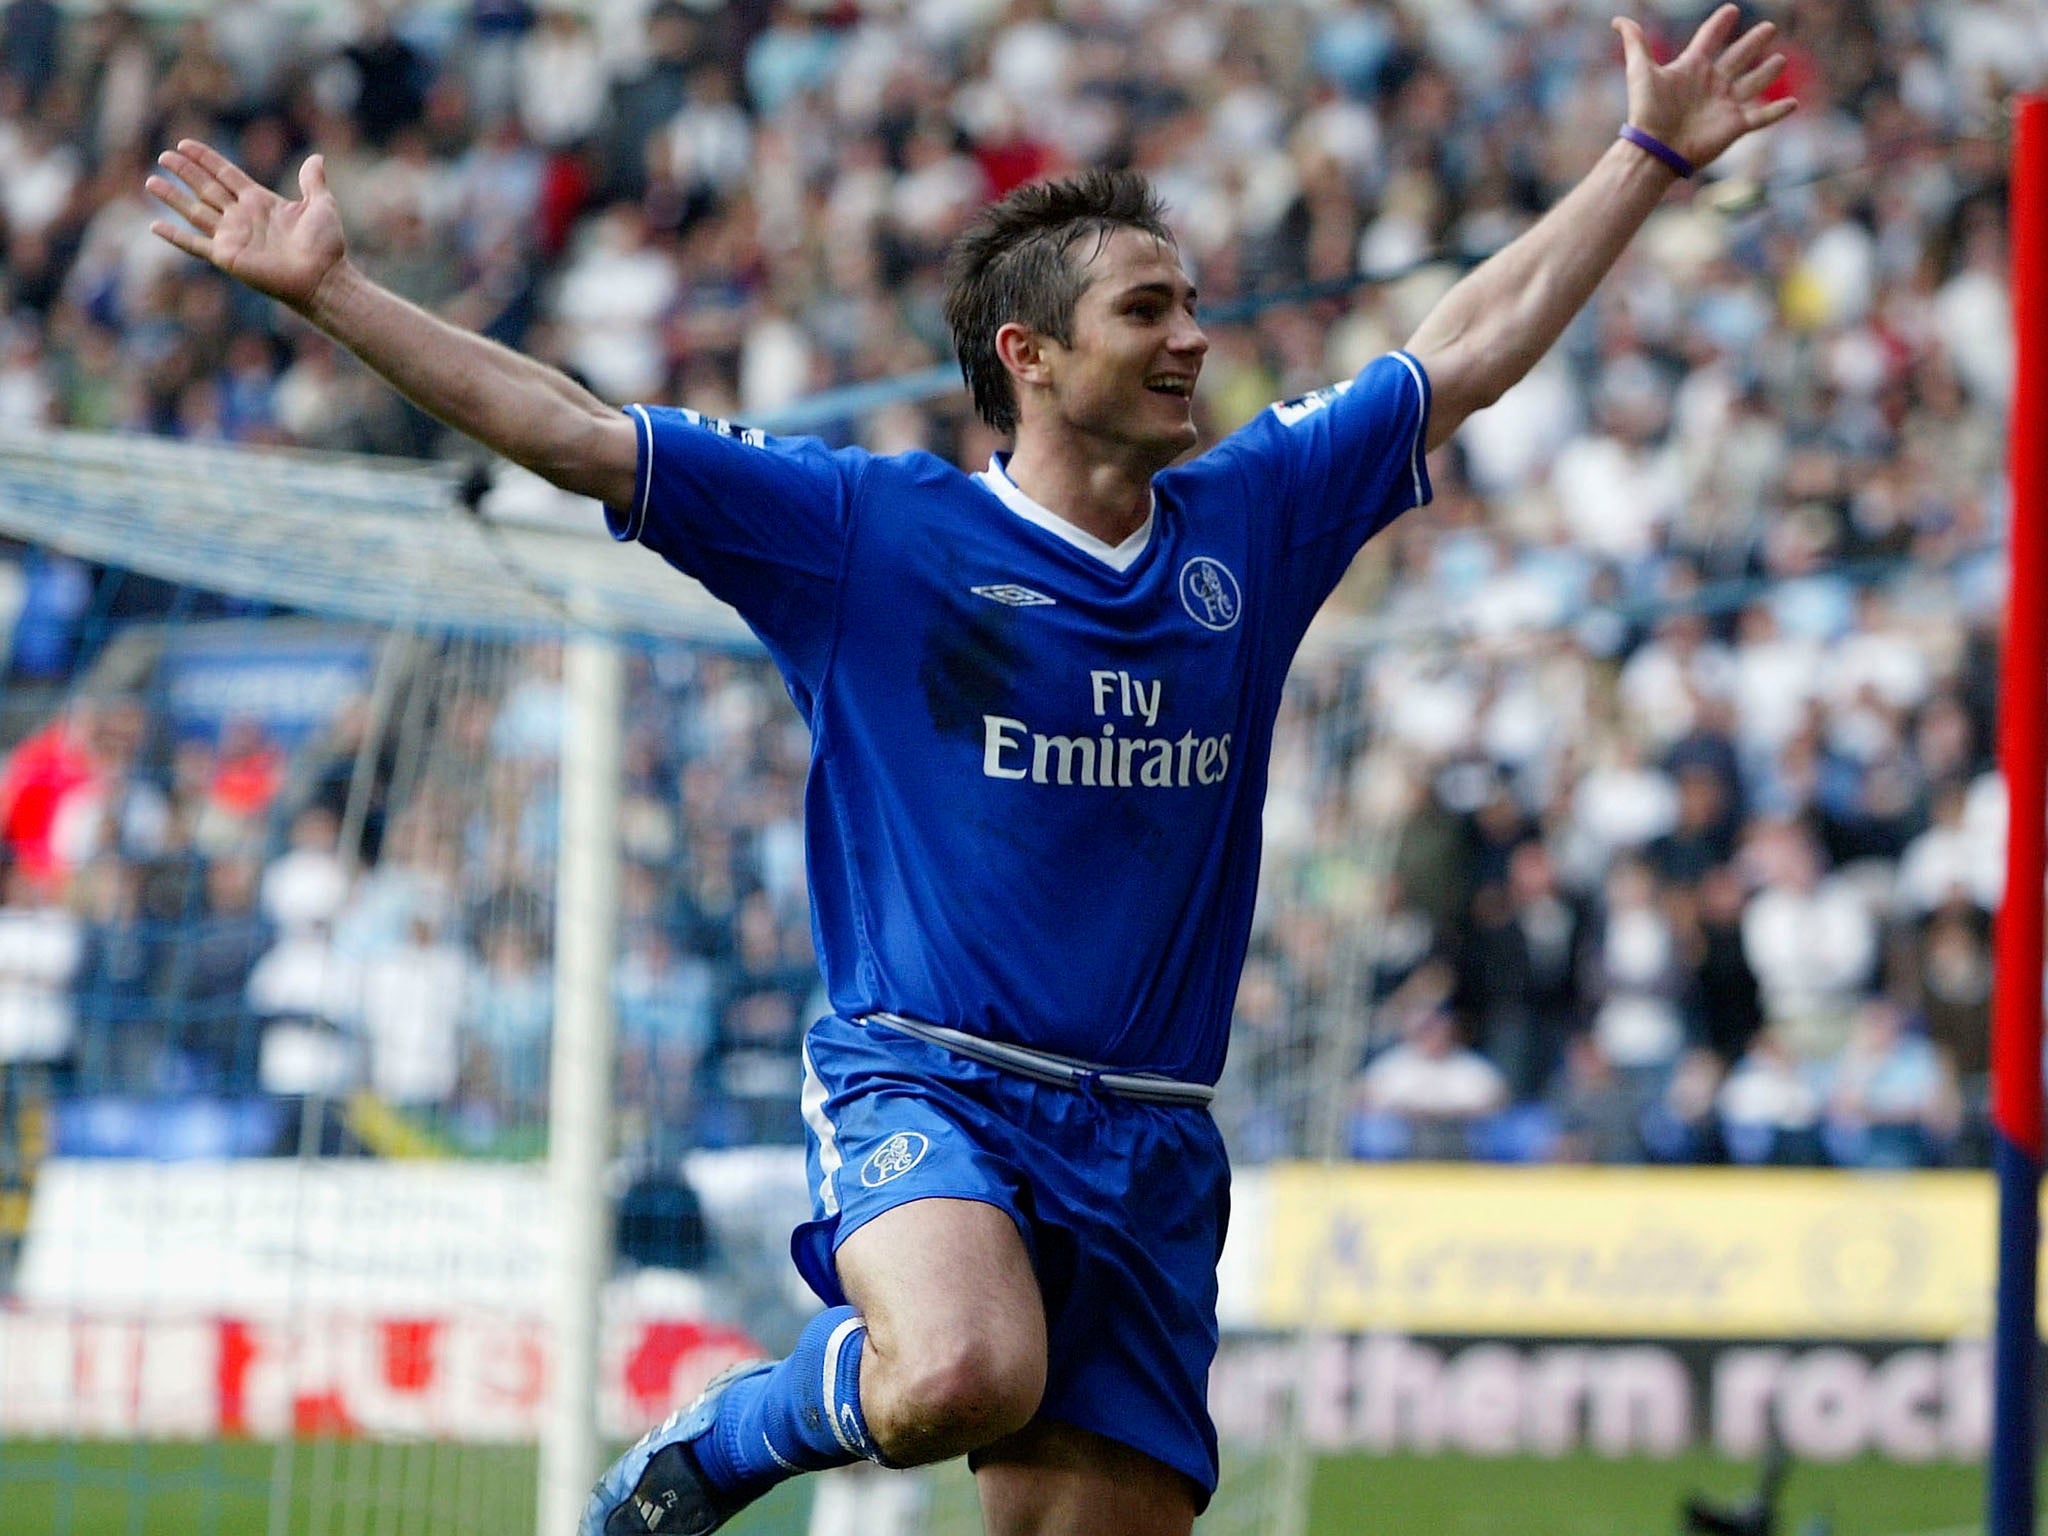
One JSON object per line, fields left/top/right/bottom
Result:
{"left": 608, "top": 351, "right": 1432, "bottom": 1084}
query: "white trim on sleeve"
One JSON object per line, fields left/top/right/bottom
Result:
{"left": 1388, "top": 350, "right": 1430, "bottom": 508}
{"left": 624, "top": 404, "right": 654, "bottom": 541}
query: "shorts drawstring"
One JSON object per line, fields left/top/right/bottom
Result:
{"left": 859, "top": 1010, "right": 1215, "bottom": 1108}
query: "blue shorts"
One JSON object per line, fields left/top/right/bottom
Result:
{"left": 791, "top": 1013, "right": 1230, "bottom": 1504}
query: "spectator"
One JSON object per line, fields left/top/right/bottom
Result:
{"left": 8, "top": 551, "right": 90, "bottom": 682}
{"left": 1895, "top": 777, "right": 1998, "bottom": 916}
{"left": 1583, "top": 858, "right": 1688, "bottom": 1094}
{"left": 3, "top": 88, "right": 80, "bottom": 240}
{"left": 208, "top": 0, "right": 296, "bottom": 119}
{"left": 1570, "top": 734, "right": 1678, "bottom": 863}
{"left": 290, "top": 694, "right": 400, "bottom": 865}
{"left": 552, "top": 203, "right": 682, "bottom": 402}
{"left": 452, "top": 111, "right": 546, "bottom": 264}
{"left": 0, "top": 0, "right": 61, "bottom": 108}
{"left": 0, "top": 697, "right": 109, "bottom": 888}
{"left": 1680, "top": 863, "right": 1765, "bottom": 1067}
{"left": 1640, "top": 1047, "right": 1727, "bottom": 1164}
{"left": 516, "top": 3, "right": 605, "bottom": 151}
{"left": 707, "top": 891, "right": 812, "bottom": 1144}
{"left": 248, "top": 914, "right": 363, "bottom": 1096}
{"left": 1731, "top": 603, "right": 1823, "bottom": 769}
{"left": 203, "top": 717, "right": 285, "bottom": 844}
{"left": 335, "top": 808, "right": 458, "bottom": 956}
{"left": 1822, "top": 998, "right": 1960, "bottom": 1169}
{"left": 1717, "top": 1027, "right": 1826, "bottom": 1166}
{"left": 69, "top": 854, "right": 151, "bottom": 1086}
{"left": 744, "top": 0, "right": 839, "bottom": 119}
{"left": 465, "top": 919, "right": 551, "bottom": 1117}
{"left": 1912, "top": 897, "right": 1993, "bottom": 1085}
{"left": 1460, "top": 838, "right": 1583, "bottom": 1101}
{"left": 1647, "top": 761, "right": 1739, "bottom": 887}
{"left": 161, "top": 853, "right": 270, "bottom": 1088}
{"left": 48, "top": 696, "right": 167, "bottom": 871}
{"left": 1547, "top": 365, "right": 1682, "bottom": 566}
{"left": 157, "top": 19, "right": 241, "bottom": 131}
{"left": 1618, "top": 609, "right": 1736, "bottom": 753}
{"left": 1740, "top": 820, "right": 1878, "bottom": 1062}
{"left": 467, "top": 0, "right": 534, "bottom": 123}
{"left": 1546, "top": 1034, "right": 1643, "bottom": 1165}
{"left": 616, "top": 924, "right": 713, "bottom": 1142}
{"left": 598, "top": 2, "right": 696, "bottom": 202}
{"left": 260, "top": 805, "right": 351, "bottom": 931}
{"left": 81, "top": 3, "right": 155, "bottom": 157}
{"left": 247, "top": 915, "right": 360, "bottom": 1029}
{"left": 1354, "top": 979, "right": 1508, "bottom": 1160}
{"left": 334, "top": 1, "right": 429, "bottom": 149}
{"left": 662, "top": 64, "right": 754, "bottom": 206}
{"left": 0, "top": 856, "right": 80, "bottom": 1064}
{"left": 359, "top": 912, "right": 469, "bottom": 1107}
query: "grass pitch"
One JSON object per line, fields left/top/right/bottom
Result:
{"left": 0, "top": 1440, "right": 1997, "bottom": 1535}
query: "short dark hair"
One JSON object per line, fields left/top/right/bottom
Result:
{"left": 943, "top": 169, "right": 1174, "bottom": 434}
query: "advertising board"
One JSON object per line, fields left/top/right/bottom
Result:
{"left": 1223, "top": 1165, "right": 1998, "bottom": 1339}
{"left": 0, "top": 1303, "right": 758, "bottom": 1440}
{"left": 1210, "top": 1333, "right": 1988, "bottom": 1462}
{"left": 3, "top": 1154, "right": 801, "bottom": 1440}
{"left": 5, "top": 1158, "right": 2006, "bottom": 1456}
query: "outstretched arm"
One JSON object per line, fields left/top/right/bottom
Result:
{"left": 147, "top": 140, "right": 638, "bottom": 508}
{"left": 1405, "top": 4, "right": 1796, "bottom": 453}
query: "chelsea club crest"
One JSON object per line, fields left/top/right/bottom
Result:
{"left": 1179, "top": 557, "right": 1242, "bottom": 632}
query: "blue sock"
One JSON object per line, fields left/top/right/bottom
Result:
{"left": 692, "top": 1305, "right": 881, "bottom": 1499}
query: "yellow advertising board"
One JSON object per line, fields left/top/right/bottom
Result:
{"left": 1250, "top": 1165, "right": 2000, "bottom": 1339}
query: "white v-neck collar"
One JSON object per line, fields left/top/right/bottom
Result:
{"left": 974, "top": 454, "right": 1154, "bottom": 573}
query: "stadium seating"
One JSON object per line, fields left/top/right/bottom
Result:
{"left": 0, "top": 0, "right": 2025, "bottom": 1178}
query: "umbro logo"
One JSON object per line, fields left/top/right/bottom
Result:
{"left": 971, "top": 583, "right": 1055, "bottom": 607}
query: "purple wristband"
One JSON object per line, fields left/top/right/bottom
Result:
{"left": 1618, "top": 123, "right": 1695, "bottom": 178}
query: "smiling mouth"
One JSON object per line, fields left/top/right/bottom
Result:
{"left": 1145, "top": 377, "right": 1196, "bottom": 398}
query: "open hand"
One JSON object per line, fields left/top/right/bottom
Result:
{"left": 147, "top": 139, "right": 348, "bottom": 315}
{"left": 1612, "top": 4, "right": 1797, "bottom": 173}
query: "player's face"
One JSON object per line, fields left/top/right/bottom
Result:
{"left": 1050, "top": 228, "right": 1208, "bottom": 460}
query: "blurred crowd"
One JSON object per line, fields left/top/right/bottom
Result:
{"left": 0, "top": 0, "right": 2038, "bottom": 1168}
{"left": 0, "top": 637, "right": 821, "bottom": 1157}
